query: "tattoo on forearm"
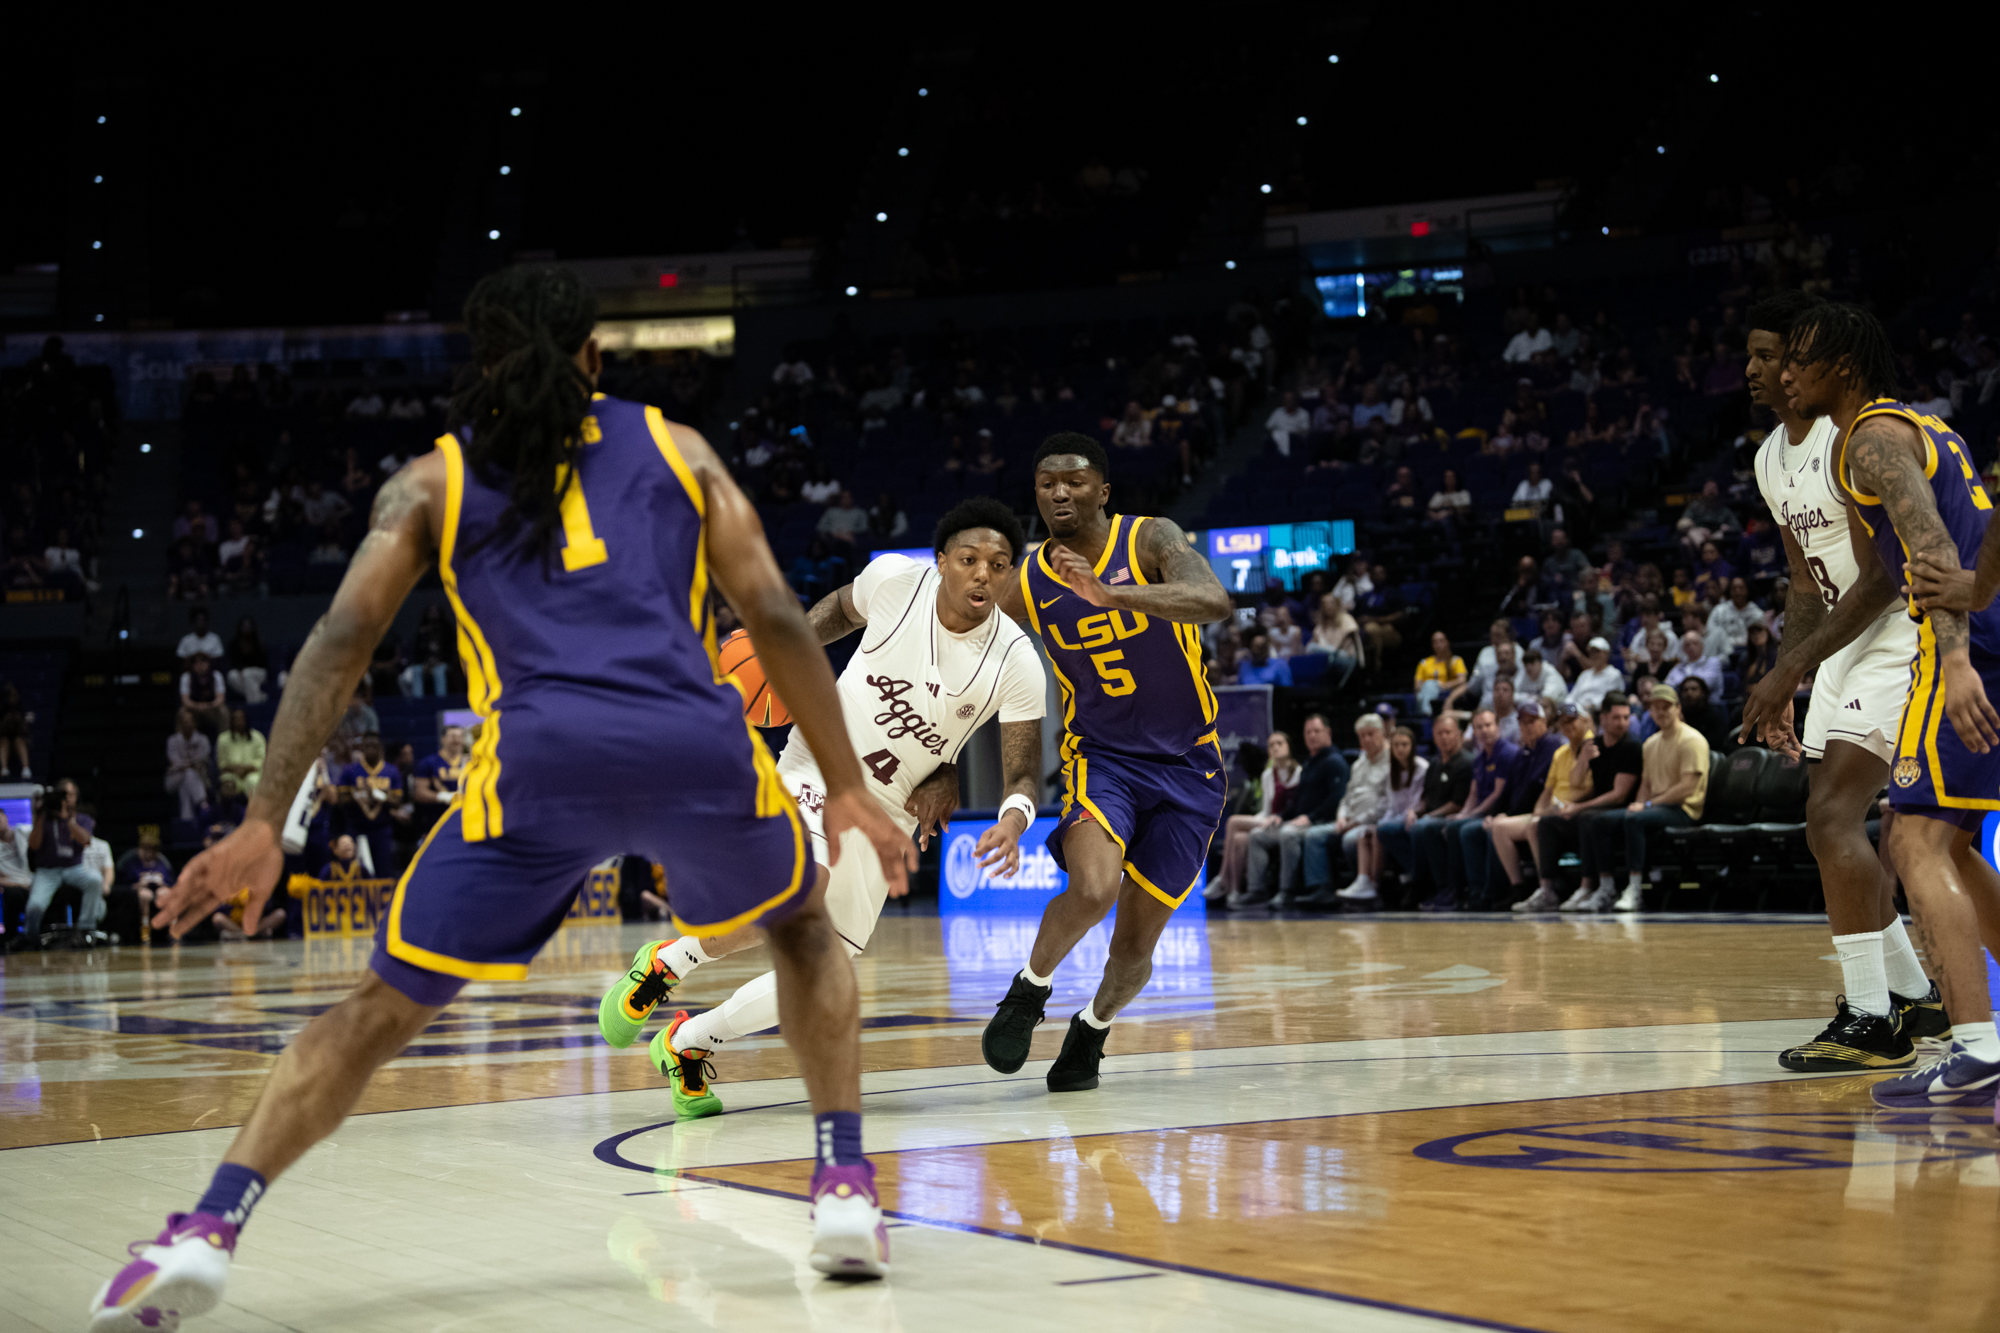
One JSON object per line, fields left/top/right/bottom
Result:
{"left": 806, "top": 585, "right": 861, "bottom": 645}
{"left": 1115, "top": 518, "right": 1232, "bottom": 624}
{"left": 999, "top": 721, "right": 1042, "bottom": 804}
{"left": 1853, "top": 417, "right": 1966, "bottom": 656}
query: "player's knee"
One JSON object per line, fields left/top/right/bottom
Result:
{"left": 765, "top": 901, "right": 837, "bottom": 956}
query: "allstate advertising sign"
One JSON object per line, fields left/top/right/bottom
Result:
{"left": 939, "top": 814, "right": 1204, "bottom": 914}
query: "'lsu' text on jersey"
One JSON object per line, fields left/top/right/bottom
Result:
{"left": 1021, "top": 514, "right": 1225, "bottom": 907}
{"left": 1838, "top": 398, "right": 2000, "bottom": 812}
{"left": 1021, "top": 514, "right": 1217, "bottom": 760}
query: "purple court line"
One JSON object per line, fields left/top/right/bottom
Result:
{"left": 1056, "top": 1272, "right": 1165, "bottom": 1286}
{"left": 2, "top": 1044, "right": 1840, "bottom": 1154}
{"left": 642, "top": 1165, "right": 1557, "bottom": 1333}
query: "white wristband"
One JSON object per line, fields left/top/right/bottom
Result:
{"left": 999, "top": 794, "right": 1037, "bottom": 829}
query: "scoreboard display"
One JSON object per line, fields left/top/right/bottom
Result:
{"left": 1199, "top": 520, "right": 1356, "bottom": 593}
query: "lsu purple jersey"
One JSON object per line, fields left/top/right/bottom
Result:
{"left": 370, "top": 395, "right": 809, "bottom": 1004}
{"left": 1020, "top": 515, "right": 1225, "bottom": 906}
{"left": 1838, "top": 398, "right": 2000, "bottom": 815}
{"left": 1021, "top": 514, "right": 1218, "bottom": 761}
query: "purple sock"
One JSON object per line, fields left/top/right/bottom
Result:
{"left": 194, "top": 1163, "right": 267, "bottom": 1228}
{"left": 814, "top": 1111, "right": 865, "bottom": 1167}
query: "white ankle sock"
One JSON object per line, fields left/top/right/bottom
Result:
{"left": 1832, "top": 930, "right": 1891, "bottom": 1016}
{"left": 1956, "top": 1019, "right": 2000, "bottom": 1061}
{"left": 1626, "top": 873, "right": 1643, "bottom": 891}
{"left": 661, "top": 935, "right": 714, "bottom": 982}
{"left": 1021, "top": 963, "right": 1054, "bottom": 988}
{"left": 1078, "top": 1003, "right": 1112, "bottom": 1030}
{"left": 673, "top": 971, "right": 779, "bottom": 1050}
{"left": 1879, "top": 918, "right": 1929, "bottom": 998}
{"left": 1352, "top": 874, "right": 1375, "bottom": 893}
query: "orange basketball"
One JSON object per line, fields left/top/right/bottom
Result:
{"left": 718, "top": 629, "right": 792, "bottom": 727}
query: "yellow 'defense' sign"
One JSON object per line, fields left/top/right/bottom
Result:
{"left": 286, "top": 859, "right": 624, "bottom": 940}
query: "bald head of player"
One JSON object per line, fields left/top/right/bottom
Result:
{"left": 932, "top": 496, "right": 1026, "bottom": 633}
{"left": 1030, "top": 432, "right": 1111, "bottom": 541}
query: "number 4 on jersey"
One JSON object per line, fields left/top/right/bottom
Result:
{"left": 862, "top": 749, "right": 901, "bottom": 784}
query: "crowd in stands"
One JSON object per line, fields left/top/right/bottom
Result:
{"left": 2, "top": 337, "right": 115, "bottom": 604}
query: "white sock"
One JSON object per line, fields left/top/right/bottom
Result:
{"left": 661, "top": 935, "right": 714, "bottom": 982}
{"left": 1956, "top": 1019, "right": 2000, "bottom": 1061}
{"left": 1832, "top": 930, "right": 1891, "bottom": 1016}
{"left": 1880, "top": 918, "right": 1929, "bottom": 998}
{"left": 673, "top": 971, "right": 779, "bottom": 1050}
{"left": 1078, "top": 1003, "right": 1112, "bottom": 1030}
{"left": 1021, "top": 963, "right": 1054, "bottom": 988}
{"left": 1626, "top": 872, "right": 1643, "bottom": 891}
{"left": 1352, "top": 874, "right": 1375, "bottom": 893}
{"left": 1598, "top": 875, "right": 1618, "bottom": 894}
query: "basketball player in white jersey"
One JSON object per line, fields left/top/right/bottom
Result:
{"left": 597, "top": 497, "right": 1048, "bottom": 1115}
{"left": 1739, "top": 291, "right": 1947, "bottom": 1070}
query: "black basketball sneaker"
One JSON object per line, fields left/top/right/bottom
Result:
{"left": 1893, "top": 981, "right": 1952, "bottom": 1044}
{"left": 1047, "top": 1013, "right": 1109, "bottom": 1092}
{"left": 1778, "top": 997, "right": 1916, "bottom": 1073}
{"left": 981, "top": 971, "right": 1051, "bottom": 1074}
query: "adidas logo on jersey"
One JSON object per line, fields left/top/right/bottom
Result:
{"left": 1845, "top": 699, "right": 1863, "bottom": 710}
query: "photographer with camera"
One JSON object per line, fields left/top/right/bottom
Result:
{"left": 11, "top": 779, "right": 106, "bottom": 951}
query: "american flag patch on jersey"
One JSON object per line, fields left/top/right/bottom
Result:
{"left": 1107, "top": 567, "right": 1131, "bottom": 584}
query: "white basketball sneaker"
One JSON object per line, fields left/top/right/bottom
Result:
{"left": 1558, "top": 884, "right": 1596, "bottom": 911}
{"left": 90, "top": 1212, "right": 236, "bottom": 1331}
{"left": 809, "top": 1162, "right": 890, "bottom": 1279}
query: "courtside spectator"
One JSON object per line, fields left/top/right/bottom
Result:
{"left": 1492, "top": 701, "right": 1593, "bottom": 906}
{"left": 1237, "top": 714, "right": 1348, "bottom": 909}
{"left": 1524, "top": 694, "right": 1644, "bottom": 911}
{"left": 166, "top": 709, "right": 213, "bottom": 821}
{"left": 217, "top": 709, "right": 265, "bottom": 806}
{"left": 1422, "top": 709, "right": 1515, "bottom": 911}
{"left": 1211, "top": 731, "right": 1299, "bottom": 902}
{"left": 410, "top": 725, "right": 468, "bottom": 837}
{"left": 177, "top": 608, "right": 225, "bottom": 670}
{"left": 0, "top": 807, "right": 30, "bottom": 933}
{"left": 320, "top": 833, "right": 363, "bottom": 885}
{"left": 1580, "top": 684, "right": 1711, "bottom": 912}
{"left": 1300, "top": 714, "right": 1390, "bottom": 906}
{"left": 115, "top": 830, "right": 175, "bottom": 943}
{"left": 1676, "top": 676, "right": 1731, "bottom": 751}
{"left": 81, "top": 824, "right": 115, "bottom": 928}
{"left": 1377, "top": 712, "right": 1472, "bottom": 903}
{"left": 338, "top": 732, "right": 402, "bottom": 875}
{"left": 1236, "top": 632, "right": 1293, "bottom": 686}
{"left": 14, "top": 781, "right": 103, "bottom": 950}
{"left": 1339, "top": 725, "right": 1427, "bottom": 905}
{"left": 1704, "top": 578, "right": 1766, "bottom": 658}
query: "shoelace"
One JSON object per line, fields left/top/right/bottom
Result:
{"left": 675, "top": 1050, "right": 718, "bottom": 1093}
{"left": 629, "top": 963, "right": 675, "bottom": 1012}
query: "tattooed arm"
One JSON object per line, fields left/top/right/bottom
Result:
{"left": 1738, "top": 504, "right": 1896, "bottom": 748}
{"left": 805, "top": 583, "right": 864, "bottom": 645}
{"left": 151, "top": 457, "right": 441, "bottom": 937}
{"left": 1049, "top": 517, "right": 1232, "bottom": 625}
{"left": 1908, "top": 503, "right": 2000, "bottom": 614}
{"left": 1850, "top": 415, "right": 2000, "bottom": 750}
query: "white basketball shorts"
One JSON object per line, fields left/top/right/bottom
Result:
{"left": 1802, "top": 617, "right": 1915, "bottom": 764}
{"left": 776, "top": 756, "right": 894, "bottom": 955}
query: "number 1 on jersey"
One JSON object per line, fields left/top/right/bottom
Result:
{"left": 554, "top": 462, "right": 608, "bottom": 571}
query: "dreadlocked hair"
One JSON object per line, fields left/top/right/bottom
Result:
{"left": 1746, "top": 289, "right": 1824, "bottom": 339}
{"left": 1783, "top": 301, "right": 1903, "bottom": 402}
{"left": 450, "top": 264, "right": 600, "bottom": 567}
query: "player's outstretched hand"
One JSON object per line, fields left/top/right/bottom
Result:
{"left": 1738, "top": 668, "right": 1800, "bottom": 747}
{"left": 1048, "top": 545, "right": 1114, "bottom": 607}
{"left": 904, "top": 765, "right": 959, "bottom": 850}
{"left": 824, "top": 787, "right": 918, "bottom": 899}
{"left": 1905, "top": 551, "right": 1986, "bottom": 614}
{"left": 154, "top": 820, "right": 283, "bottom": 940}
{"left": 973, "top": 816, "right": 1025, "bottom": 879}
{"left": 1943, "top": 655, "right": 2000, "bottom": 754}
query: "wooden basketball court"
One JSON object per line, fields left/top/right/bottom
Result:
{"left": 3, "top": 912, "right": 1992, "bottom": 1332}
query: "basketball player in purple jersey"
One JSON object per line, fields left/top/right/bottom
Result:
{"left": 1779, "top": 302, "right": 2000, "bottom": 1109}
{"left": 88, "top": 267, "right": 913, "bottom": 1331}
{"left": 1737, "top": 292, "right": 1946, "bottom": 1070}
{"left": 982, "top": 432, "right": 1233, "bottom": 1091}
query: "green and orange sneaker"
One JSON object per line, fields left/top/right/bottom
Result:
{"left": 599, "top": 940, "right": 679, "bottom": 1049}
{"left": 650, "top": 1011, "right": 724, "bottom": 1120}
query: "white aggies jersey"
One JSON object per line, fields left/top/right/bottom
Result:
{"left": 778, "top": 553, "right": 1046, "bottom": 833}
{"left": 1754, "top": 416, "right": 1858, "bottom": 602}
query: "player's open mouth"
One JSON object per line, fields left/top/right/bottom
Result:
{"left": 967, "top": 590, "right": 989, "bottom": 605}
